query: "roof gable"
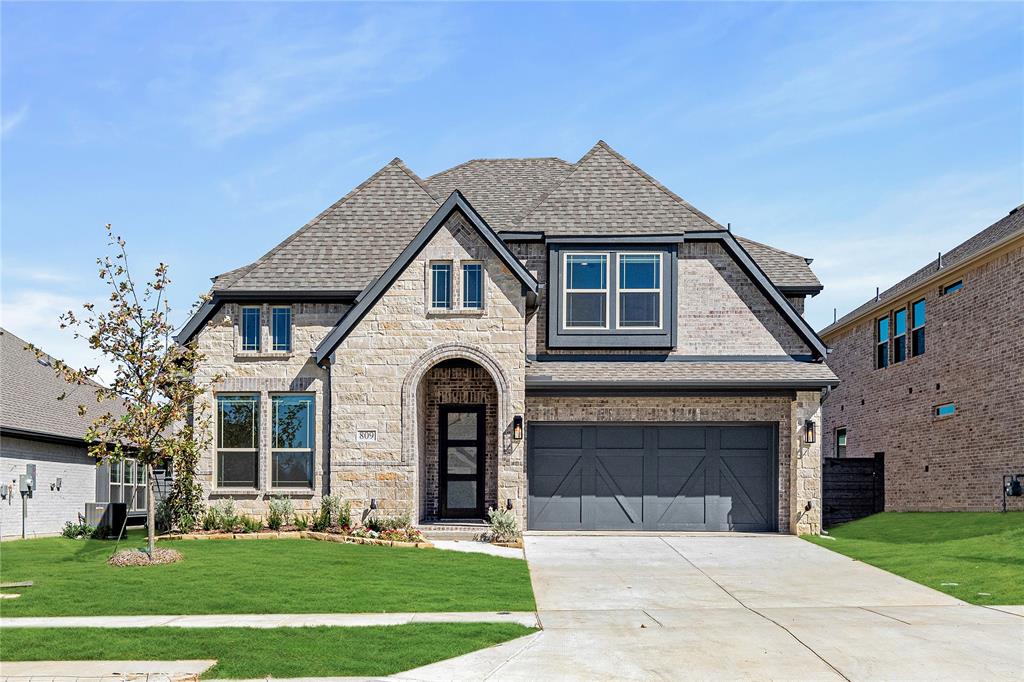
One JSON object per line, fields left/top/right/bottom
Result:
{"left": 314, "top": 191, "right": 538, "bottom": 364}
{"left": 517, "top": 140, "right": 724, "bottom": 235}
{"left": 734, "top": 236, "right": 822, "bottom": 292}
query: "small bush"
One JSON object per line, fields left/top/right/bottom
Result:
{"left": 155, "top": 500, "right": 173, "bottom": 533}
{"left": 201, "top": 508, "right": 219, "bottom": 531}
{"left": 238, "top": 515, "right": 262, "bottom": 533}
{"left": 267, "top": 497, "right": 295, "bottom": 530}
{"left": 312, "top": 495, "right": 341, "bottom": 531}
{"left": 61, "top": 521, "right": 95, "bottom": 539}
{"left": 366, "top": 511, "right": 411, "bottom": 533}
{"left": 487, "top": 506, "right": 520, "bottom": 543}
{"left": 294, "top": 514, "right": 310, "bottom": 531}
{"left": 177, "top": 512, "right": 197, "bottom": 534}
{"left": 337, "top": 500, "right": 352, "bottom": 529}
{"left": 210, "top": 499, "right": 237, "bottom": 532}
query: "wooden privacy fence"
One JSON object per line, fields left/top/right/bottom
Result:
{"left": 822, "top": 454, "right": 885, "bottom": 527}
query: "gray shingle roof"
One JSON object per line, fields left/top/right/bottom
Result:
{"left": 821, "top": 204, "right": 1024, "bottom": 336}
{"left": 517, "top": 141, "right": 725, "bottom": 234}
{"left": 215, "top": 159, "right": 441, "bottom": 293}
{"left": 0, "top": 328, "right": 128, "bottom": 443}
{"left": 526, "top": 357, "right": 838, "bottom": 388}
{"left": 426, "top": 158, "right": 573, "bottom": 231}
{"left": 735, "top": 236, "right": 821, "bottom": 290}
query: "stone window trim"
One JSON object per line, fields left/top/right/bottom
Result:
{"left": 233, "top": 303, "right": 296, "bottom": 360}
{"left": 424, "top": 259, "right": 488, "bottom": 316}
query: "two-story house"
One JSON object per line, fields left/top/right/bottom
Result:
{"left": 820, "top": 205, "right": 1023, "bottom": 512}
{"left": 177, "top": 141, "right": 837, "bottom": 535}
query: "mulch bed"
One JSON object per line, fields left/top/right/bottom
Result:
{"left": 108, "top": 548, "right": 183, "bottom": 567}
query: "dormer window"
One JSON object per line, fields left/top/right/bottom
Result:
{"left": 240, "top": 306, "right": 261, "bottom": 352}
{"left": 430, "top": 262, "right": 452, "bottom": 309}
{"left": 548, "top": 245, "right": 676, "bottom": 349}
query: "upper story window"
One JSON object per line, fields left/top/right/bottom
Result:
{"left": 240, "top": 306, "right": 261, "bottom": 352}
{"left": 911, "top": 299, "right": 925, "bottom": 357}
{"left": 942, "top": 280, "right": 963, "bottom": 295}
{"left": 547, "top": 246, "right": 676, "bottom": 349}
{"left": 462, "top": 263, "right": 483, "bottom": 309}
{"left": 617, "top": 254, "right": 662, "bottom": 328}
{"left": 876, "top": 316, "right": 889, "bottom": 369}
{"left": 835, "top": 428, "right": 847, "bottom": 458}
{"left": 564, "top": 253, "right": 608, "bottom": 329}
{"left": 934, "top": 402, "right": 956, "bottom": 417}
{"left": 271, "top": 306, "right": 292, "bottom": 352}
{"left": 271, "top": 395, "right": 314, "bottom": 489}
{"left": 893, "top": 308, "right": 907, "bottom": 363}
{"left": 430, "top": 262, "right": 452, "bottom": 309}
{"left": 217, "top": 394, "right": 259, "bottom": 489}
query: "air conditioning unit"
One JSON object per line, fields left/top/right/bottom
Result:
{"left": 85, "top": 502, "right": 127, "bottom": 539}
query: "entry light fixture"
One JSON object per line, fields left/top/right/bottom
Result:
{"left": 506, "top": 498, "right": 513, "bottom": 511}
{"left": 512, "top": 415, "right": 524, "bottom": 441}
{"left": 803, "top": 420, "right": 816, "bottom": 444}
{"left": 369, "top": 498, "right": 378, "bottom": 511}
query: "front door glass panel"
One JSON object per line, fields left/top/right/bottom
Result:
{"left": 440, "top": 406, "right": 485, "bottom": 518}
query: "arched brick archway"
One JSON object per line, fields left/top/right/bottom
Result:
{"left": 401, "top": 344, "right": 512, "bottom": 520}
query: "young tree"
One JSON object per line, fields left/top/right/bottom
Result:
{"left": 33, "top": 225, "right": 214, "bottom": 558}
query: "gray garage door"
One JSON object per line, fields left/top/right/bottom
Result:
{"left": 527, "top": 424, "right": 776, "bottom": 532}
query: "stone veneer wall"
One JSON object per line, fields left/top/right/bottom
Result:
{"left": 509, "top": 241, "right": 810, "bottom": 357}
{"left": 193, "top": 302, "right": 346, "bottom": 516}
{"left": 822, "top": 240, "right": 1023, "bottom": 512}
{"left": 329, "top": 213, "right": 528, "bottom": 525}
{"left": 421, "top": 364, "right": 500, "bottom": 519}
{"left": 525, "top": 392, "right": 822, "bottom": 534}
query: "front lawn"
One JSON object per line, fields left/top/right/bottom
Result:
{"left": 0, "top": 532, "right": 535, "bottom": 616}
{"left": 0, "top": 624, "right": 534, "bottom": 678}
{"left": 806, "top": 512, "right": 1024, "bottom": 605}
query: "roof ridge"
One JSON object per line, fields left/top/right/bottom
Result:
{"left": 735, "top": 234, "right": 808, "bottom": 261}
{"left": 220, "top": 158, "right": 439, "bottom": 291}
{"left": 391, "top": 157, "right": 442, "bottom": 202}
{"left": 0, "top": 326, "right": 109, "bottom": 392}
{"left": 512, "top": 142, "right": 608, "bottom": 227}
{"left": 425, "top": 157, "right": 571, "bottom": 182}
{"left": 593, "top": 140, "right": 723, "bottom": 230}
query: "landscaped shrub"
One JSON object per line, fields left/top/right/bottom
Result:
{"left": 487, "top": 506, "right": 520, "bottom": 543}
{"left": 177, "top": 511, "right": 197, "bottom": 534}
{"left": 312, "top": 495, "right": 341, "bottom": 531}
{"left": 211, "top": 499, "right": 237, "bottom": 532}
{"left": 238, "top": 515, "right": 262, "bottom": 533}
{"left": 337, "top": 500, "right": 352, "bottom": 529}
{"left": 267, "top": 497, "right": 295, "bottom": 530}
{"left": 201, "top": 508, "right": 219, "bottom": 531}
{"left": 366, "top": 511, "right": 411, "bottom": 533}
{"left": 293, "top": 514, "right": 310, "bottom": 531}
{"left": 61, "top": 521, "right": 96, "bottom": 539}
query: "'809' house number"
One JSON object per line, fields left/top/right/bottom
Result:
{"left": 357, "top": 430, "right": 377, "bottom": 443}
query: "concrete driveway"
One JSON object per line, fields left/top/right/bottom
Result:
{"left": 397, "top": 535, "right": 1024, "bottom": 681}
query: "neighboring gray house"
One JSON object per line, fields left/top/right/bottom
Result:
{"left": 0, "top": 328, "right": 152, "bottom": 538}
{"left": 178, "top": 141, "right": 836, "bottom": 535}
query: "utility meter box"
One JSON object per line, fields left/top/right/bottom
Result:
{"left": 19, "top": 464, "right": 36, "bottom": 496}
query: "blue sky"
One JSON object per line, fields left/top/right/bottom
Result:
{"left": 2, "top": 2, "right": 1021, "bottom": 374}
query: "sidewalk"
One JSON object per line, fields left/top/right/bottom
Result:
{"left": 0, "top": 611, "right": 538, "bottom": 629}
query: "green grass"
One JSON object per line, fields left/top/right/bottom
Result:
{"left": 0, "top": 624, "right": 535, "bottom": 678}
{"left": 0, "top": 531, "right": 535, "bottom": 616}
{"left": 806, "top": 512, "right": 1024, "bottom": 605}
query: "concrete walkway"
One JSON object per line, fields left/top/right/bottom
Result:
{"left": 1, "top": 659, "right": 214, "bottom": 681}
{"left": 394, "top": 535, "right": 1024, "bottom": 681}
{"left": 0, "top": 611, "right": 538, "bottom": 629}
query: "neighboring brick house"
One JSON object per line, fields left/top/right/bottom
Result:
{"left": 0, "top": 328, "right": 156, "bottom": 538}
{"left": 819, "top": 205, "right": 1024, "bottom": 512}
{"left": 178, "top": 141, "right": 837, "bottom": 534}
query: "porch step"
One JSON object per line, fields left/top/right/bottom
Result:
{"left": 416, "top": 520, "right": 489, "bottom": 542}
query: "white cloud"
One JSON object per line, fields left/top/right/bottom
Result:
{"left": 1, "top": 104, "right": 29, "bottom": 137}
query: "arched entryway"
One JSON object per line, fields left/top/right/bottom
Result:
{"left": 402, "top": 344, "right": 511, "bottom": 523}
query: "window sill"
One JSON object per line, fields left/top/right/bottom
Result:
{"left": 211, "top": 488, "right": 261, "bottom": 496}
{"left": 234, "top": 351, "right": 295, "bottom": 361}
{"left": 269, "top": 488, "right": 316, "bottom": 496}
{"left": 426, "top": 308, "right": 485, "bottom": 318}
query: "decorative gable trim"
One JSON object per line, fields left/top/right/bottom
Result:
{"left": 313, "top": 191, "right": 539, "bottom": 365}
{"left": 685, "top": 230, "right": 829, "bottom": 359}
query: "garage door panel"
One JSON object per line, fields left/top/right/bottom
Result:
{"left": 528, "top": 424, "right": 775, "bottom": 532}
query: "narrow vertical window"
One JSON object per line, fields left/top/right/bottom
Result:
{"left": 618, "top": 253, "right": 662, "bottom": 328}
{"left": 893, "top": 308, "right": 907, "bottom": 363}
{"left": 217, "top": 394, "right": 260, "bottom": 488}
{"left": 876, "top": 316, "right": 889, "bottom": 369}
{"left": 835, "top": 428, "right": 847, "bottom": 458}
{"left": 431, "top": 263, "right": 452, "bottom": 309}
{"left": 564, "top": 253, "right": 608, "bottom": 328}
{"left": 241, "top": 306, "right": 261, "bottom": 352}
{"left": 272, "top": 306, "right": 292, "bottom": 352}
{"left": 271, "top": 395, "right": 314, "bottom": 489}
{"left": 911, "top": 299, "right": 925, "bottom": 357}
{"left": 462, "top": 263, "right": 483, "bottom": 309}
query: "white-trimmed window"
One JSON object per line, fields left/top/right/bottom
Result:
{"left": 240, "top": 306, "right": 261, "bottom": 352}
{"left": 109, "top": 458, "right": 147, "bottom": 511}
{"left": 462, "top": 263, "right": 483, "bottom": 309}
{"left": 217, "top": 394, "right": 259, "bottom": 488}
{"left": 271, "top": 306, "right": 292, "bottom": 352}
{"left": 564, "top": 253, "right": 609, "bottom": 329}
{"left": 617, "top": 253, "right": 662, "bottom": 329}
{"left": 430, "top": 262, "right": 452, "bottom": 309}
{"left": 271, "top": 395, "right": 314, "bottom": 489}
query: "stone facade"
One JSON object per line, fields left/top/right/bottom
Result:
{"left": 526, "top": 393, "right": 821, "bottom": 534}
{"left": 0, "top": 436, "right": 98, "bottom": 539}
{"left": 821, "top": 238, "right": 1023, "bottom": 512}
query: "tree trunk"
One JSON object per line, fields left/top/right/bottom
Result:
{"left": 146, "top": 462, "right": 156, "bottom": 559}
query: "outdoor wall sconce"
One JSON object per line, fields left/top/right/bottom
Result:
{"left": 369, "top": 498, "right": 378, "bottom": 510}
{"left": 506, "top": 498, "right": 513, "bottom": 511}
{"left": 512, "top": 415, "right": 524, "bottom": 441}
{"left": 803, "top": 419, "right": 816, "bottom": 444}
{"left": 51, "top": 478, "right": 62, "bottom": 492}
{"left": 805, "top": 500, "right": 814, "bottom": 512}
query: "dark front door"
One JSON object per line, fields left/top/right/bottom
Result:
{"left": 440, "top": 405, "right": 486, "bottom": 518}
{"left": 528, "top": 423, "right": 776, "bottom": 532}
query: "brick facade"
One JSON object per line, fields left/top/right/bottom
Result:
{"left": 822, "top": 238, "right": 1023, "bottom": 512}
